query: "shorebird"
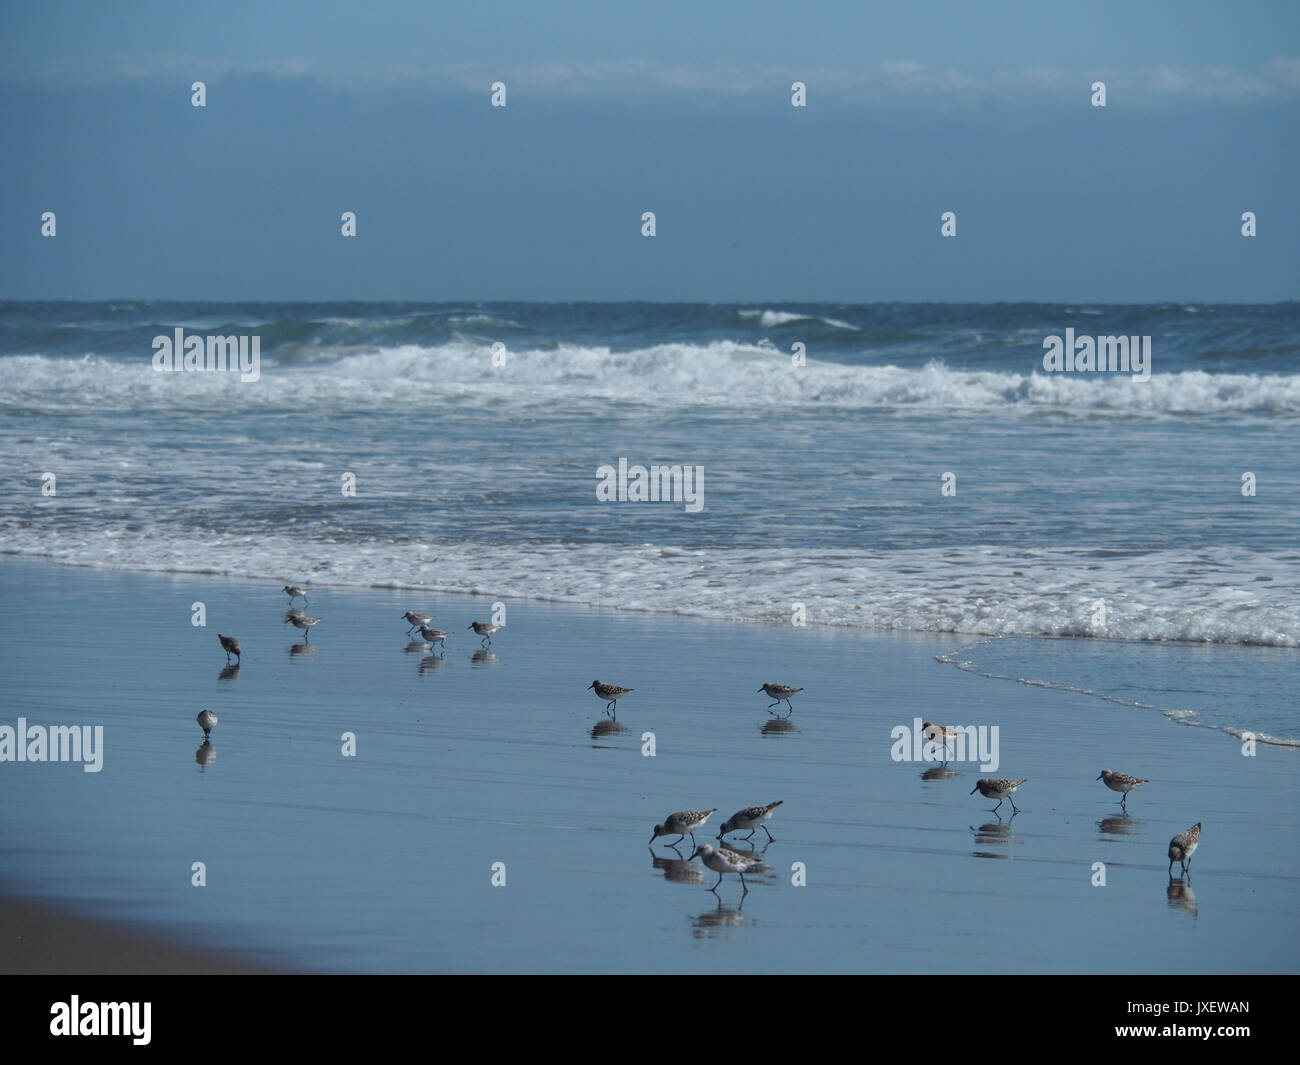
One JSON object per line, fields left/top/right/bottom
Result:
{"left": 1168, "top": 822, "right": 1201, "bottom": 878}
{"left": 287, "top": 614, "right": 322, "bottom": 639}
{"left": 758, "top": 683, "right": 802, "bottom": 715}
{"left": 588, "top": 680, "right": 633, "bottom": 715}
{"left": 468, "top": 621, "right": 499, "bottom": 646}
{"left": 217, "top": 634, "right": 241, "bottom": 662}
{"left": 649, "top": 809, "right": 717, "bottom": 848}
{"left": 1097, "top": 769, "right": 1149, "bottom": 808}
{"left": 690, "top": 843, "right": 761, "bottom": 895}
{"left": 970, "top": 777, "right": 1027, "bottom": 813}
{"left": 196, "top": 709, "right": 218, "bottom": 738}
{"left": 718, "top": 801, "right": 783, "bottom": 843}
{"left": 418, "top": 625, "right": 452, "bottom": 648}
{"left": 283, "top": 585, "right": 310, "bottom": 605}
{"left": 922, "top": 721, "right": 962, "bottom": 763}
{"left": 402, "top": 611, "right": 435, "bottom": 634}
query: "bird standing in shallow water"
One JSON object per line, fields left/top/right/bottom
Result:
{"left": 418, "top": 625, "right": 452, "bottom": 648}
{"left": 1097, "top": 769, "right": 1149, "bottom": 808}
{"left": 283, "top": 585, "right": 310, "bottom": 605}
{"left": 1168, "top": 822, "right": 1201, "bottom": 877}
{"left": 218, "top": 634, "right": 241, "bottom": 662}
{"left": 468, "top": 621, "right": 499, "bottom": 646}
{"left": 402, "top": 611, "right": 434, "bottom": 634}
{"left": 197, "top": 709, "right": 218, "bottom": 738}
{"left": 649, "top": 809, "right": 717, "bottom": 848}
{"left": 718, "top": 801, "right": 784, "bottom": 843}
{"left": 970, "top": 777, "right": 1027, "bottom": 814}
{"left": 758, "top": 683, "right": 802, "bottom": 715}
{"left": 588, "top": 680, "right": 633, "bottom": 715}
{"left": 690, "top": 844, "right": 761, "bottom": 895}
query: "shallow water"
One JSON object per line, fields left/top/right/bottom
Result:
{"left": 1, "top": 561, "right": 1296, "bottom": 973}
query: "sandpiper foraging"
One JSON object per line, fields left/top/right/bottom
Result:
{"left": 283, "top": 585, "right": 310, "bottom": 605}
{"left": 718, "top": 801, "right": 784, "bottom": 843}
{"left": 287, "top": 613, "right": 322, "bottom": 639}
{"left": 402, "top": 611, "right": 435, "bottom": 634}
{"left": 690, "top": 843, "right": 761, "bottom": 895}
{"left": 921, "top": 721, "right": 962, "bottom": 763}
{"left": 758, "top": 683, "right": 802, "bottom": 715}
{"left": 970, "top": 777, "right": 1028, "bottom": 813}
{"left": 1097, "top": 769, "right": 1149, "bottom": 808}
{"left": 217, "top": 634, "right": 241, "bottom": 662}
{"left": 196, "top": 709, "right": 218, "bottom": 738}
{"left": 649, "top": 809, "right": 717, "bottom": 848}
{"left": 468, "top": 621, "right": 500, "bottom": 646}
{"left": 589, "top": 680, "right": 633, "bottom": 715}
{"left": 418, "top": 625, "right": 453, "bottom": 648}
{"left": 1168, "top": 822, "right": 1202, "bottom": 878}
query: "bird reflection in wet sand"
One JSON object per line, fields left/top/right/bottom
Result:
{"left": 590, "top": 717, "right": 628, "bottom": 742}
{"left": 419, "top": 654, "right": 448, "bottom": 675}
{"left": 760, "top": 717, "right": 799, "bottom": 737}
{"left": 1098, "top": 813, "right": 1140, "bottom": 837}
{"left": 289, "top": 641, "right": 318, "bottom": 657}
{"left": 218, "top": 664, "right": 240, "bottom": 681}
{"left": 405, "top": 640, "right": 431, "bottom": 654}
{"left": 195, "top": 740, "right": 216, "bottom": 770}
{"left": 1166, "top": 880, "right": 1198, "bottom": 915}
{"left": 649, "top": 846, "right": 709, "bottom": 886}
{"left": 692, "top": 899, "right": 750, "bottom": 934}
{"left": 921, "top": 765, "right": 958, "bottom": 781}
{"left": 471, "top": 649, "right": 498, "bottom": 667}
{"left": 971, "top": 810, "right": 1021, "bottom": 859}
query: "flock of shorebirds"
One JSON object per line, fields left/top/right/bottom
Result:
{"left": 922, "top": 722, "right": 1202, "bottom": 881}
{"left": 204, "top": 587, "right": 1202, "bottom": 895}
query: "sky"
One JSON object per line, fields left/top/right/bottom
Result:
{"left": 2, "top": 0, "right": 1297, "bottom": 302}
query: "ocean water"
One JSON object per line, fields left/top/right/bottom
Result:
{"left": 2, "top": 300, "right": 1298, "bottom": 742}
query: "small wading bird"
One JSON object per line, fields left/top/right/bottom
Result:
{"left": 649, "top": 809, "right": 717, "bottom": 848}
{"left": 468, "top": 621, "right": 499, "bottom": 646}
{"left": 757, "top": 683, "right": 802, "bottom": 715}
{"left": 921, "top": 721, "right": 962, "bottom": 764}
{"left": 588, "top": 680, "right": 633, "bottom": 715}
{"left": 1097, "top": 769, "right": 1149, "bottom": 808}
{"left": 196, "top": 709, "right": 218, "bottom": 739}
{"left": 286, "top": 613, "right": 322, "bottom": 639}
{"left": 402, "top": 611, "right": 435, "bottom": 634}
{"left": 283, "top": 585, "right": 310, "bottom": 605}
{"left": 218, "top": 634, "right": 241, "bottom": 662}
{"left": 718, "top": 801, "right": 784, "bottom": 843}
{"left": 1168, "top": 822, "right": 1201, "bottom": 878}
{"left": 690, "top": 844, "right": 761, "bottom": 895}
{"left": 418, "top": 625, "right": 453, "bottom": 648}
{"left": 970, "top": 777, "right": 1028, "bottom": 814}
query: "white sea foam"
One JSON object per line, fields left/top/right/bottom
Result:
{"left": 5, "top": 347, "right": 1300, "bottom": 416}
{"left": 6, "top": 532, "right": 1297, "bottom": 649}
{"left": 740, "top": 309, "right": 857, "bottom": 329}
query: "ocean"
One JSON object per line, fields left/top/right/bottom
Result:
{"left": 2, "top": 299, "right": 1298, "bottom": 746}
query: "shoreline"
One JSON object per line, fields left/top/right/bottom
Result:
{"left": 1, "top": 555, "right": 1296, "bottom": 974}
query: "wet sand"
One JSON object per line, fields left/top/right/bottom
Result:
{"left": 1, "top": 558, "right": 1296, "bottom": 973}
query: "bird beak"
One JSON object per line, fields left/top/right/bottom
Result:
{"left": 587, "top": 683, "right": 595, "bottom": 690}
{"left": 1096, "top": 773, "right": 1103, "bottom": 780}
{"left": 969, "top": 785, "right": 979, "bottom": 794}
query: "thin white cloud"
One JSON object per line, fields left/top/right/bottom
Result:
{"left": 3, "top": 53, "right": 1298, "bottom": 104}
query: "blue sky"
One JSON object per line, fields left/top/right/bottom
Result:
{"left": 2, "top": 1, "right": 1297, "bottom": 301}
